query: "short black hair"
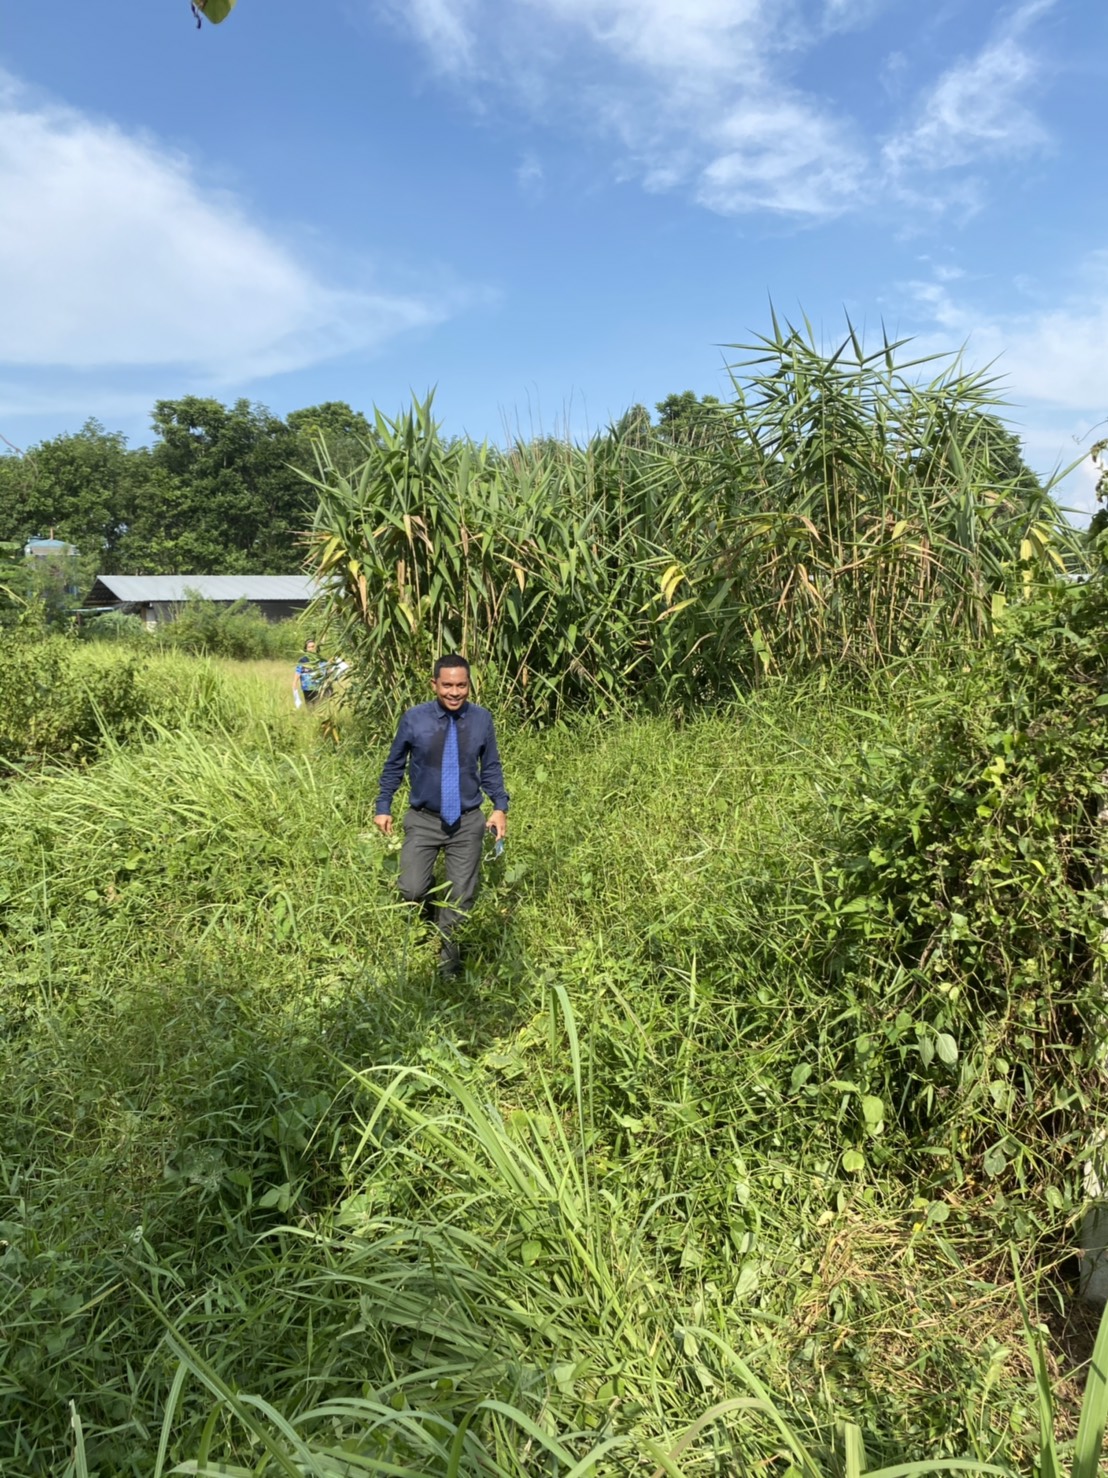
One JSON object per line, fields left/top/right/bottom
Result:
{"left": 434, "top": 653, "right": 470, "bottom": 679}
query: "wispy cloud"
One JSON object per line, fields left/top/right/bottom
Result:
{"left": 0, "top": 379, "right": 157, "bottom": 424}
{"left": 906, "top": 257, "right": 1108, "bottom": 412}
{"left": 903, "top": 252, "right": 1108, "bottom": 515}
{"left": 0, "top": 72, "right": 449, "bottom": 394}
{"left": 373, "top": 0, "right": 1062, "bottom": 221}
{"left": 821, "top": 0, "right": 889, "bottom": 35}
{"left": 515, "top": 151, "right": 545, "bottom": 199}
{"left": 380, "top": 0, "right": 477, "bottom": 73}
{"left": 376, "top": 0, "right": 871, "bottom": 217}
{"left": 699, "top": 97, "right": 864, "bottom": 217}
{"left": 883, "top": 1, "right": 1056, "bottom": 177}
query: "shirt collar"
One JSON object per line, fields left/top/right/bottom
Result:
{"left": 435, "top": 700, "right": 468, "bottom": 720}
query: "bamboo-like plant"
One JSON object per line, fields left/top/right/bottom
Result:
{"left": 666, "top": 317, "right": 1080, "bottom": 682}
{"left": 298, "top": 322, "right": 1080, "bottom": 718}
{"left": 299, "top": 395, "right": 665, "bottom": 719}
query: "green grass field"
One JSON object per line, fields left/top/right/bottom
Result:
{"left": 1, "top": 647, "right": 1104, "bottom": 1477}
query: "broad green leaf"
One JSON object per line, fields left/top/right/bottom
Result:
{"left": 935, "top": 1033, "right": 958, "bottom": 1065}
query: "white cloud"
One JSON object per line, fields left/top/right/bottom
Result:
{"left": 821, "top": 0, "right": 888, "bottom": 33}
{"left": 380, "top": 0, "right": 477, "bottom": 73}
{"left": 907, "top": 261, "right": 1108, "bottom": 415}
{"left": 0, "top": 380, "right": 155, "bottom": 421}
{"left": 536, "top": 0, "right": 768, "bottom": 85}
{"left": 375, "top": 0, "right": 1062, "bottom": 221}
{"left": 0, "top": 73, "right": 447, "bottom": 388}
{"left": 699, "top": 97, "right": 865, "bottom": 217}
{"left": 375, "top": 0, "right": 870, "bottom": 217}
{"left": 884, "top": 0, "right": 1056, "bottom": 176}
{"left": 903, "top": 256, "right": 1108, "bottom": 516}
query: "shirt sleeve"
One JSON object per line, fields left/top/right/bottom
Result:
{"left": 375, "top": 712, "right": 411, "bottom": 814}
{"left": 479, "top": 716, "right": 510, "bottom": 811}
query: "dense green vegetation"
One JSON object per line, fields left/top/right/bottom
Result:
{"left": 2, "top": 581, "right": 1107, "bottom": 1474}
{"left": 80, "top": 597, "right": 306, "bottom": 663}
{"left": 0, "top": 609, "right": 306, "bottom": 766}
{"left": 2, "top": 321, "right": 1106, "bottom": 1476}
{"left": 304, "top": 326, "right": 1075, "bottom": 721}
{"left": 0, "top": 323, "right": 1060, "bottom": 620}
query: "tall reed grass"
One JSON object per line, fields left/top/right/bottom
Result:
{"left": 300, "top": 323, "right": 1080, "bottom": 720}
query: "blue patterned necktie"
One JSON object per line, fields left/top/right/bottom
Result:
{"left": 440, "top": 716, "right": 461, "bottom": 825}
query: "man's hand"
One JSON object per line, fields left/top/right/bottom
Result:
{"left": 374, "top": 813, "right": 393, "bottom": 837}
{"left": 487, "top": 809, "right": 507, "bottom": 842}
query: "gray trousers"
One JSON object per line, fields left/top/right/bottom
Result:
{"left": 398, "top": 807, "right": 485, "bottom": 936}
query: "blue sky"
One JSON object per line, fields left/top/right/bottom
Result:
{"left": 2, "top": 0, "right": 1105, "bottom": 510}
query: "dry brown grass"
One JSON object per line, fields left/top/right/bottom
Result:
{"left": 777, "top": 1202, "right": 1098, "bottom": 1460}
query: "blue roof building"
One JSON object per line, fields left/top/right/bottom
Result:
{"left": 25, "top": 536, "right": 79, "bottom": 559}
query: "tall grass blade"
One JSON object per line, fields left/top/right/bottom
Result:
{"left": 153, "top": 1359, "right": 192, "bottom": 1478}
{"left": 1072, "top": 1297, "right": 1108, "bottom": 1478}
{"left": 1013, "top": 1260, "right": 1062, "bottom": 1478}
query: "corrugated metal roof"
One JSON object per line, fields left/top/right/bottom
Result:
{"left": 89, "top": 575, "right": 317, "bottom": 603}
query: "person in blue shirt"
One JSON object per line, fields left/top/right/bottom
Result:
{"left": 293, "top": 639, "right": 327, "bottom": 705}
{"left": 374, "top": 654, "right": 509, "bottom": 976}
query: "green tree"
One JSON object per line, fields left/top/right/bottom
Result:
{"left": 0, "top": 540, "right": 32, "bottom": 627}
{"left": 0, "top": 420, "right": 138, "bottom": 576}
{"left": 1086, "top": 434, "right": 1108, "bottom": 557}
{"left": 26, "top": 548, "right": 82, "bottom": 625}
{"left": 287, "top": 401, "right": 375, "bottom": 478}
{"left": 970, "top": 413, "right": 1044, "bottom": 497}
{"left": 654, "top": 390, "right": 725, "bottom": 446}
{"left": 914, "top": 409, "right": 1045, "bottom": 501}
{"left": 608, "top": 403, "right": 655, "bottom": 450}
{"left": 121, "top": 398, "right": 310, "bottom": 574}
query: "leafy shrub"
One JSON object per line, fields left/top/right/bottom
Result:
{"left": 817, "top": 573, "right": 1108, "bottom": 1207}
{"left": 156, "top": 595, "right": 303, "bottom": 661}
{"left": 78, "top": 609, "right": 149, "bottom": 646}
{"left": 0, "top": 540, "right": 34, "bottom": 627}
{"left": 0, "top": 636, "right": 147, "bottom": 766}
{"left": 0, "top": 640, "right": 257, "bottom": 767}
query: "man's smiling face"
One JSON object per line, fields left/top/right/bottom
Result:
{"left": 431, "top": 665, "right": 470, "bottom": 712}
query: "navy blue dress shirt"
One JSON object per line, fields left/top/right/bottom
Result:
{"left": 375, "top": 700, "right": 509, "bottom": 818}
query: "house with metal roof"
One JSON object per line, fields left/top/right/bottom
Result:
{"left": 25, "top": 535, "right": 79, "bottom": 560}
{"left": 85, "top": 574, "right": 316, "bottom": 626}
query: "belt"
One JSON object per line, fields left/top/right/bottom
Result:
{"left": 411, "top": 805, "right": 481, "bottom": 820}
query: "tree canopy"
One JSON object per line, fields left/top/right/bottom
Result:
{"left": 654, "top": 390, "right": 725, "bottom": 446}
{"left": 0, "top": 399, "right": 377, "bottom": 583}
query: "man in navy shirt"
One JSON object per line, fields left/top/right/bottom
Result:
{"left": 374, "top": 654, "right": 509, "bottom": 976}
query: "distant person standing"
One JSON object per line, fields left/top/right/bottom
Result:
{"left": 374, "top": 654, "right": 509, "bottom": 977}
{"left": 293, "top": 639, "right": 326, "bottom": 706}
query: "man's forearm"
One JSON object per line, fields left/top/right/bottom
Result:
{"left": 480, "top": 728, "right": 509, "bottom": 812}
{"left": 376, "top": 723, "right": 410, "bottom": 815}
